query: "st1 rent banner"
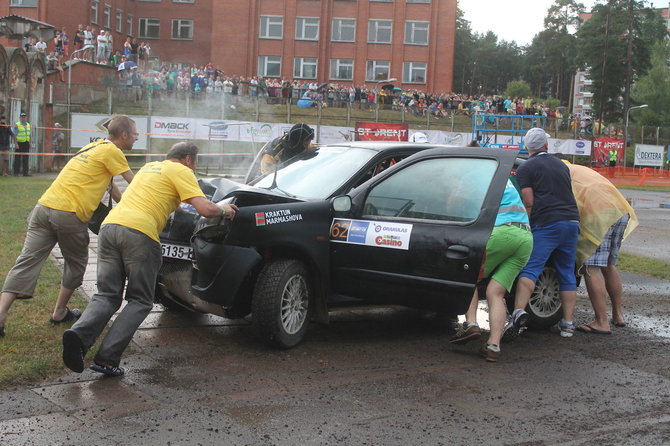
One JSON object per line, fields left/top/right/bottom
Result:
{"left": 355, "top": 122, "right": 409, "bottom": 141}
{"left": 634, "top": 144, "right": 665, "bottom": 167}
{"left": 591, "top": 137, "right": 625, "bottom": 168}
{"left": 71, "top": 113, "right": 149, "bottom": 149}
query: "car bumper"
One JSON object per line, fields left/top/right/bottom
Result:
{"left": 191, "top": 241, "right": 262, "bottom": 307}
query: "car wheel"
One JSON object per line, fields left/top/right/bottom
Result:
{"left": 252, "top": 259, "right": 312, "bottom": 348}
{"left": 526, "top": 266, "right": 562, "bottom": 329}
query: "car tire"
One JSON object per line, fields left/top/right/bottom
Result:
{"left": 525, "top": 266, "right": 563, "bottom": 329}
{"left": 252, "top": 259, "right": 313, "bottom": 349}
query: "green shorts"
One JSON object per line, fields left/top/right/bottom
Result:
{"left": 483, "top": 224, "right": 533, "bottom": 292}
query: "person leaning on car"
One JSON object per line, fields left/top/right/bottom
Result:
{"left": 505, "top": 127, "right": 580, "bottom": 339}
{"left": 561, "top": 159, "right": 638, "bottom": 335}
{"left": 0, "top": 115, "right": 136, "bottom": 337}
{"left": 450, "top": 142, "right": 533, "bottom": 362}
{"left": 62, "top": 142, "right": 238, "bottom": 377}
{"left": 246, "top": 123, "right": 315, "bottom": 182}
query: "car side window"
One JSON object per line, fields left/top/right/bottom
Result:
{"left": 362, "top": 158, "right": 497, "bottom": 222}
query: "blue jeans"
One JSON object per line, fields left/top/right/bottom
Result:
{"left": 519, "top": 220, "right": 579, "bottom": 291}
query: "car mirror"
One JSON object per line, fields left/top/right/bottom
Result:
{"left": 332, "top": 195, "right": 351, "bottom": 212}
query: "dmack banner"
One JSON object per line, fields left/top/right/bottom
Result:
{"left": 591, "top": 137, "right": 625, "bottom": 168}
{"left": 355, "top": 122, "right": 409, "bottom": 141}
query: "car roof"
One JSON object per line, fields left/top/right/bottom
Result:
{"left": 317, "top": 141, "right": 461, "bottom": 153}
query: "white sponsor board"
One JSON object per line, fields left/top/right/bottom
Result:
{"left": 548, "top": 138, "right": 591, "bottom": 156}
{"left": 330, "top": 218, "right": 413, "bottom": 250}
{"left": 71, "top": 113, "right": 148, "bottom": 149}
{"left": 634, "top": 144, "right": 665, "bottom": 167}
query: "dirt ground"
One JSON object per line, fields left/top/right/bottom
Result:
{"left": 1, "top": 268, "right": 669, "bottom": 446}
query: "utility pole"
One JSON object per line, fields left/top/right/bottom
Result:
{"left": 622, "top": 0, "right": 635, "bottom": 136}
{"left": 597, "top": 2, "right": 612, "bottom": 134}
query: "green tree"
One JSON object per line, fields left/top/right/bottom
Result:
{"left": 631, "top": 41, "right": 670, "bottom": 126}
{"left": 577, "top": 1, "right": 666, "bottom": 123}
{"left": 504, "top": 80, "right": 532, "bottom": 99}
{"left": 453, "top": 7, "right": 475, "bottom": 93}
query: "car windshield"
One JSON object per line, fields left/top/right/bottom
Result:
{"left": 253, "top": 146, "right": 376, "bottom": 199}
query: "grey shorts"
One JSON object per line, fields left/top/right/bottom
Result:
{"left": 584, "top": 214, "right": 629, "bottom": 267}
{"left": 2, "top": 204, "right": 89, "bottom": 296}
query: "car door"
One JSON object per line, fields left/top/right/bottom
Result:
{"left": 329, "top": 147, "right": 518, "bottom": 314}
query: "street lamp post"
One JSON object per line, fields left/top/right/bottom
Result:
{"left": 623, "top": 104, "right": 648, "bottom": 167}
{"left": 373, "top": 77, "right": 397, "bottom": 121}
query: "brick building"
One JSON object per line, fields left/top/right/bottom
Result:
{"left": 1, "top": 0, "right": 457, "bottom": 91}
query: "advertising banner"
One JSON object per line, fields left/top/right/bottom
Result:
{"left": 548, "top": 138, "right": 591, "bottom": 156}
{"left": 591, "top": 137, "right": 625, "bottom": 167}
{"left": 355, "top": 122, "right": 409, "bottom": 141}
{"left": 634, "top": 144, "right": 665, "bottom": 167}
{"left": 71, "top": 114, "right": 149, "bottom": 149}
{"left": 151, "top": 116, "right": 197, "bottom": 140}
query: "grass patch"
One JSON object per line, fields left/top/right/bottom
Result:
{"left": 618, "top": 253, "right": 670, "bottom": 281}
{"left": 0, "top": 177, "right": 89, "bottom": 389}
{"left": 618, "top": 185, "right": 670, "bottom": 193}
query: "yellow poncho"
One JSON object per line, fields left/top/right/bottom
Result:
{"left": 565, "top": 162, "right": 638, "bottom": 266}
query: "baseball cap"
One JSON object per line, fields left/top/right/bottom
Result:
{"left": 409, "top": 132, "right": 428, "bottom": 143}
{"left": 524, "top": 127, "right": 550, "bottom": 150}
{"left": 20, "top": 112, "right": 27, "bottom": 117}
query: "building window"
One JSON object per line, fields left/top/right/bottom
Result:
{"left": 91, "top": 0, "right": 99, "bottom": 24}
{"left": 294, "top": 57, "right": 317, "bottom": 79}
{"left": 368, "top": 19, "right": 392, "bottom": 44}
{"left": 330, "top": 59, "right": 353, "bottom": 80}
{"left": 403, "top": 62, "right": 426, "bottom": 84}
{"left": 127, "top": 14, "right": 134, "bottom": 36}
{"left": 258, "top": 56, "right": 281, "bottom": 77}
{"left": 332, "top": 18, "right": 355, "bottom": 42}
{"left": 139, "top": 18, "right": 160, "bottom": 39}
{"left": 172, "top": 19, "right": 193, "bottom": 40}
{"left": 405, "top": 21, "right": 429, "bottom": 45}
{"left": 173, "top": 0, "right": 195, "bottom": 2}
{"left": 407, "top": 0, "right": 431, "bottom": 3}
{"left": 9, "top": 0, "right": 38, "bottom": 6}
{"left": 260, "top": 16, "right": 283, "bottom": 39}
{"left": 366, "top": 60, "right": 390, "bottom": 81}
{"left": 103, "top": 4, "right": 111, "bottom": 28}
{"left": 369, "top": 0, "right": 393, "bottom": 2}
{"left": 116, "top": 9, "right": 123, "bottom": 33}
{"left": 296, "top": 17, "right": 319, "bottom": 41}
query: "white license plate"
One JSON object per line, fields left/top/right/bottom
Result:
{"left": 161, "top": 243, "right": 193, "bottom": 260}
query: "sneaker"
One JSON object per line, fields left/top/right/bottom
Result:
{"left": 552, "top": 320, "right": 576, "bottom": 338}
{"left": 449, "top": 322, "right": 482, "bottom": 345}
{"left": 480, "top": 344, "right": 501, "bottom": 362}
{"left": 502, "top": 310, "right": 529, "bottom": 342}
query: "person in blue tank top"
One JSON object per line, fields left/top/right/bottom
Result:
{"left": 450, "top": 174, "right": 534, "bottom": 362}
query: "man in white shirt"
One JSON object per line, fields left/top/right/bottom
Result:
{"left": 96, "top": 30, "right": 108, "bottom": 64}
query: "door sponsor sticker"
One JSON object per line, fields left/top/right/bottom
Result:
{"left": 255, "top": 209, "right": 303, "bottom": 226}
{"left": 330, "top": 219, "right": 413, "bottom": 250}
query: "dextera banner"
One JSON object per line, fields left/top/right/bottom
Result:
{"left": 634, "top": 144, "right": 665, "bottom": 167}
{"left": 355, "top": 122, "right": 409, "bottom": 141}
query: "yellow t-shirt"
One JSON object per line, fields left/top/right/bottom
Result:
{"left": 38, "top": 139, "right": 131, "bottom": 222}
{"left": 103, "top": 160, "right": 205, "bottom": 242}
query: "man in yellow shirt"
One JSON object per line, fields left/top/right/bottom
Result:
{"left": 0, "top": 115, "right": 136, "bottom": 337}
{"left": 63, "top": 142, "right": 238, "bottom": 376}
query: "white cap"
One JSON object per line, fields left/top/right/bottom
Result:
{"left": 524, "top": 127, "right": 550, "bottom": 150}
{"left": 409, "top": 132, "right": 428, "bottom": 143}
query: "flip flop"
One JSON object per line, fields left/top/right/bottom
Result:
{"left": 612, "top": 320, "right": 627, "bottom": 328}
{"left": 49, "top": 308, "right": 82, "bottom": 324}
{"left": 576, "top": 324, "right": 612, "bottom": 335}
{"left": 90, "top": 364, "right": 125, "bottom": 377}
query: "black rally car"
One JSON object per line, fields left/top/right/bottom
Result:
{"left": 157, "top": 143, "right": 562, "bottom": 348}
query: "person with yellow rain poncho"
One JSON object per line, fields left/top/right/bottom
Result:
{"left": 563, "top": 160, "right": 638, "bottom": 335}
